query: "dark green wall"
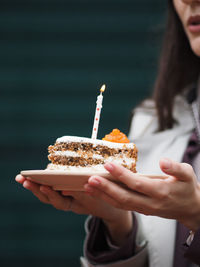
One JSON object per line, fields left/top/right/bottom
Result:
{"left": 0, "top": 1, "right": 166, "bottom": 266}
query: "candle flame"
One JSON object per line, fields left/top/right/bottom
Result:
{"left": 100, "top": 84, "right": 106, "bottom": 93}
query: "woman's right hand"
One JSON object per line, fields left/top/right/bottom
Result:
{"left": 15, "top": 174, "right": 133, "bottom": 246}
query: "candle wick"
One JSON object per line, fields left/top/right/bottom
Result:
{"left": 100, "top": 84, "right": 106, "bottom": 94}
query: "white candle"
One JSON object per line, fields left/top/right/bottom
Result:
{"left": 91, "top": 84, "right": 106, "bottom": 140}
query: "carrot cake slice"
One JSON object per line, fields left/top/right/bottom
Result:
{"left": 47, "top": 129, "right": 137, "bottom": 173}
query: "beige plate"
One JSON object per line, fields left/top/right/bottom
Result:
{"left": 20, "top": 170, "right": 168, "bottom": 191}
{"left": 20, "top": 170, "right": 113, "bottom": 191}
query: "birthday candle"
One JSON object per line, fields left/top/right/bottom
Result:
{"left": 91, "top": 84, "right": 106, "bottom": 140}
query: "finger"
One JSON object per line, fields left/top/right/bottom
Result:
{"left": 61, "top": 190, "right": 77, "bottom": 197}
{"left": 104, "top": 163, "right": 166, "bottom": 198}
{"left": 15, "top": 174, "right": 26, "bottom": 184}
{"left": 159, "top": 158, "right": 194, "bottom": 181}
{"left": 59, "top": 190, "right": 92, "bottom": 214}
{"left": 62, "top": 190, "right": 92, "bottom": 201}
{"left": 86, "top": 176, "right": 150, "bottom": 212}
{"left": 66, "top": 197, "right": 92, "bottom": 215}
{"left": 23, "top": 180, "right": 50, "bottom": 204}
{"left": 61, "top": 191, "right": 96, "bottom": 211}
{"left": 70, "top": 204, "right": 86, "bottom": 214}
{"left": 40, "top": 186, "right": 72, "bottom": 211}
{"left": 63, "top": 187, "right": 117, "bottom": 212}
{"left": 84, "top": 184, "right": 123, "bottom": 209}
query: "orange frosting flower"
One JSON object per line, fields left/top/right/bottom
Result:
{"left": 102, "top": 129, "right": 130, "bottom": 143}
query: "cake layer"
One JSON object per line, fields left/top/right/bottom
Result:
{"left": 48, "top": 152, "right": 136, "bottom": 167}
{"left": 48, "top": 142, "right": 136, "bottom": 158}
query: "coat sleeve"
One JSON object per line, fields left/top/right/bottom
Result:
{"left": 80, "top": 215, "right": 148, "bottom": 267}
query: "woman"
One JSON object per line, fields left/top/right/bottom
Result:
{"left": 16, "top": 0, "right": 200, "bottom": 266}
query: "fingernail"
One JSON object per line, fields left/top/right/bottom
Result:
{"left": 23, "top": 181, "right": 29, "bottom": 189}
{"left": 15, "top": 175, "right": 20, "bottom": 181}
{"left": 88, "top": 177, "right": 101, "bottom": 185}
{"left": 104, "top": 163, "right": 114, "bottom": 172}
{"left": 162, "top": 159, "right": 171, "bottom": 169}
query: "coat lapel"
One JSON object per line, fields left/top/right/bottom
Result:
{"left": 129, "top": 96, "right": 195, "bottom": 267}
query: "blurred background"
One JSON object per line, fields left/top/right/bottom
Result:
{"left": 0, "top": 0, "right": 165, "bottom": 266}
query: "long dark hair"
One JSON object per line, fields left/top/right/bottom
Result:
{"left": 153, "top": 0, "right": 200, "bottom": 131}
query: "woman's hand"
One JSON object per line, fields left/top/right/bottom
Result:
{"left": 15, "top": 175, "right": 71, "bottom": 210}
{"left": 15, "top": 175, "right": 133, "bottom": 246}
{"left": 84, "top": 159, "right": 200, "bottom": 232}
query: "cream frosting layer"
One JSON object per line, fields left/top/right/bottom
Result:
{"left": 52, "top": 150, "right": 104, "bottom": 160}
{"left": 47, "top": 163, "right": 109, "bottom": 173}
{"left": 56, "top": 136, "right": 135, "bottom": 149}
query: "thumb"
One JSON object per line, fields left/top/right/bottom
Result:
{"left": 159, "top": 158, "right": 193, "bottom": 182}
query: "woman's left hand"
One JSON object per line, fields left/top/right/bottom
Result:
{"left": 84, "top": 158, "right": 200, "bottom": 232}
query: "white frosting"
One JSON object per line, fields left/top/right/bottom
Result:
{"left": 56, "top": 136, "right": 135, "bottom": 149}
{"left": 53, "top": 150, "right": 104, "bottom": 160}
{"left": 105, "top": 156, "right": 135, "bottom": 165}
{"left": 47, "top": 163, "right": 109, "bottom": 173}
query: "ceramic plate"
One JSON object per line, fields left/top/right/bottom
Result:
{"left": 20, "top": 170, "right": 168, "bottom": 191}
{"left": 20, "top": 170, "right": 113, "bottom": 191}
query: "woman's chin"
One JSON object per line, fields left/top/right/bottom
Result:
{"left": 190, "top": 38, "right": 200, "bottom": 57}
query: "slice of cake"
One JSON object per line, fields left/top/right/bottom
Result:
{"left": 47, "top": 129, "right": 137, "bottom": 173}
